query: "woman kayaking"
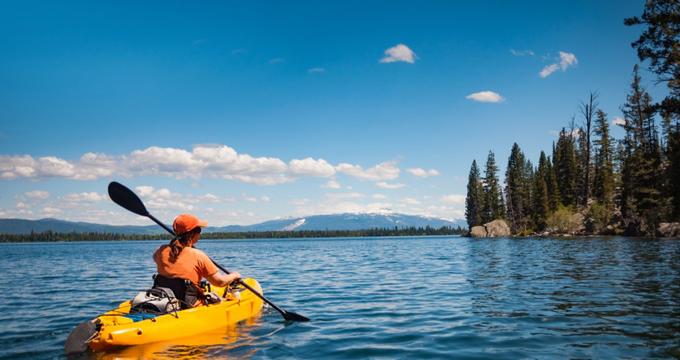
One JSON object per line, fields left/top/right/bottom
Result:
{"left": 153, "top": 213, "right": 241, "bottom": 307}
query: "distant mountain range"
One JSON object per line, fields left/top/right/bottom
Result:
{"left": 0, "top": 213, "right": 465, "bottom": 235}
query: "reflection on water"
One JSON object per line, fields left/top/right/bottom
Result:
{"left": 1, "top": 237, "right": 679, "bottom": 359}
{"left": 94, "top": 319, "right": 262, "bottom": 360}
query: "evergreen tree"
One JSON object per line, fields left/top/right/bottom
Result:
{"left": 575, "top": 127, "right": 589, "bottom": 207}
{"left": 620, "top": 65, "right": 663, "bottom": 234}
{"left": 465, "top": 160, "right": 485, "bottom": 228}
{"left": 524, "top": 159, "right": 535, "bottom": 230}
{"left": 625, "top": 0, "right": 680, "bottom": 120}
{"left": 482, "top": 151, "right": 505, "bottom": 222}
{"left": 533, "top": 152, "right": 551, "bottom": 230}
{"left": 626, "top": 0, "right": 680, "bottom": 220}
{"left": 546, "top": 157, "right": 561, "bottom": 211}
{"left": 593, "top": 110, "right": 615, "bottom": 212}
{"left": 670, "top": 129, "right": 680, "bottom": 220}
{"left": 505, "top": 143, "right": 531, "bottom": 233}
{"left": 554, "top": 128, "right": 578, "bottom": 208}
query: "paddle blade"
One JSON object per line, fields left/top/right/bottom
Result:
{"left": 283, "top": 311, "right": 310, "bottom": 322}
{"left": 64, "top": 320, "right": 97, "bottom": 356}
{"left": 108, "top": 181, "right": 149, "bottom": 217}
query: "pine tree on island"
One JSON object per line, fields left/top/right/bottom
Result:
{"left": 482, "top": 151, "right": 505, "bottom": 223}
{"left": 465, "top": 160, "right": 484, "bottom": 229}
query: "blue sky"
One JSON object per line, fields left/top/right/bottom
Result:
{"left": 0, "top": 1, "right": 664, "bottom": 225}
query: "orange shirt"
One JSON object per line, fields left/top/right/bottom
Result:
{"left": 153, "top": 245, "right": 219, "bottom": 285}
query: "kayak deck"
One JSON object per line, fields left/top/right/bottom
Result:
{"left": 88, "top": 278, "right": 264, "bottom": 351}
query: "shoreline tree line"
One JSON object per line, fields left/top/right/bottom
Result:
{"left": 465, "top": 0, "right": 679, "bottom": 236}
{"left": 0, "top": 226, "right": 466, "bottom": 243}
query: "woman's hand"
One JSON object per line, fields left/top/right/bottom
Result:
{"left": 207, "top": 271, "right": 241, "bottom": 287}
{"left": 228, "top": 272, "right": 241, "bottom": 284}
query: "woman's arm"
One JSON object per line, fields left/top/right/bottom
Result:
{"left": 206, "top": 271, "right": 241, "bottom": 287}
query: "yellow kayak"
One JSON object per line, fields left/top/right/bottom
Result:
{"left": 70, "top": 278, "right": 264, "bottom": 353}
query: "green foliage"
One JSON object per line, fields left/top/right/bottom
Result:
{"left": 593, "top": 110, "right": 615, "bottom": 212}
{"left": 669, "top": 130, "right": 680, "bottom": 220}
{"left": 505, "top": 143, "right": 533, "bottom": 233}
{"left": 546, "top": 156, "right": 561, "bottom": 211}
{"left": 625, "top": 0, "right": 680, "bottom": 119}
{"left": 533, "top": 152, "right": 550, "bottom": 231}
{"left": 626, "top": 0, "right": 680, "bottom": 222}
{"left": 466, "top": 160, "right": 485, "bottom": 228}
{"left": 546, "top": 206, "right": 579, "bottom": 234}
{"left": 620, "top": 65, "right": 664, "bottom": 234}
{"left": 482, "top": 151, "right": 505, "bottom": 223}
{"left": 554, "top": 128, "right": 578, "bottom": 208}
{"left": 587, "top": 202, "right": 611, "bottom": 234}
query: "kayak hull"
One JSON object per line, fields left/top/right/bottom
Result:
{"left": 86, "top": 278, "right": 264, "bottom": 351}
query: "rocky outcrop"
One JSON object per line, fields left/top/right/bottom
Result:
{"left": 485, "top": 219, "right": 511, "bottom": 237}
{"left": 470, "top": 226, "right": 487, "bottom": 237}
{"left": 657, "top": 223, "right": 680, "bottom": 238}
{"left": 468, "top": 219, "right": 511, "bottom": 238}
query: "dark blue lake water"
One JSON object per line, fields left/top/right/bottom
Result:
{"left": 1, "top": 236, "right": 679, "bottom": 359}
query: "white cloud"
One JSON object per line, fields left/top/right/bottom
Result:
{"left": 336, "top": 161, "right": 400, "bottom": 181}
{"left": 441, "top": 194, "right": 465, "bottom": 205}
{"left": 42, "top": 206, "right": 62, "bottom": 217}
{"left": 466, "top": 91, "right": 505, "bottom": 103}
{"left": 25, "top": 190, "right": 50, "bottom": 200}
{"left": 260, "top": 196, "right": 271, "bottom": 203}
{"left": 135, "top": 185, "right": 155, "bottom": 197}
{"left": 540, "top": 51, "right": 578, "bottom": 78}
{"left": 376, "top": 182, "right": 405, "bottom": 190}
{"left": 510, "top": 49, "right": 534, "bottom": 56}
{"left": 613, "top": 117, "right": 626, "bottom": 126}
{"left": 133, "top": 185, "right": 214, "bottom": 212}
{"left": 380, "top": 44, "right": 417, "bottom": 64}
{"left": 0, "top": 144, "right": 402, "bottom": 187}
{"left": 289, "top": 158, "right": 335, "bottom": 177}
{"left": 407, "top": 168, "right": 440, "bottom": 178}
{"left": 200, "top": 193, "right": 221, "bottom": 203}
{"left": 128, "top": 147, "right": 200, "bottom": 177}
{"left": 308, "top": 67, "right": 325, "bottom": 74}
{"left": 402, "top": 197, "right": 421, "bottom": 206}
{"left": 192, "top": 145, "right": 289, "bottom": 185}
{"left": 243, "top": 195, "right": 259, "bottom": 202}
{"left": 372, "top": 194, "right": 387, "bottom": 200}
{"left": 16, "top": 201, "right": 29, "bottom": 209}
{"left": 539, "top": 64, "right": 560, "bottom": 78}
{"left": 322, "top": 179, "right": 341, "bottom": 189}
{"left": 290, "top": 198, "right": 310, "bottom": 206}
{"left": 325, "top": 192, "right": 365, "bottom": 200}
{"left": 63, "top": 192, "right": 106, "bottom": 202}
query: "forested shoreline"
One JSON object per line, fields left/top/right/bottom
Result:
{"left": 0, "top": 226, "right": 465, "bottom": 243}
{"left": 465, "top": 1, "right": 680, "bottom": 237}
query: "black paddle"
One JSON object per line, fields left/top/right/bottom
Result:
{"left": 107, "top": 181, "right": 309, "bottom": 322}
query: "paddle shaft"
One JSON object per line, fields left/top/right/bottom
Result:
{"left": 148, "top": 213, "right": 175, "bottom": 236}
{"left": 208, "top": 258, "right": 291, "bottom": 317}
